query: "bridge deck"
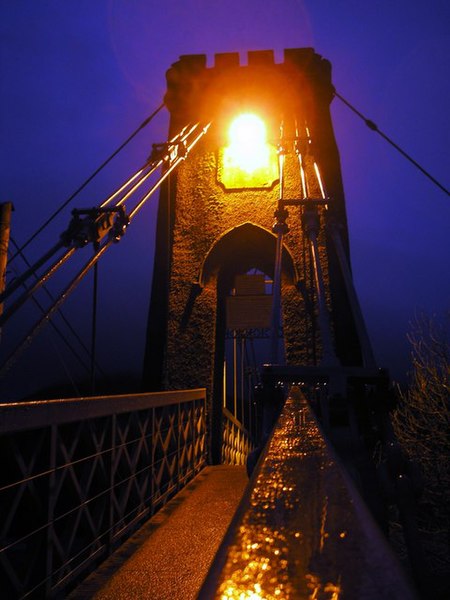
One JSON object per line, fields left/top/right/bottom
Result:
{"left": 69, "top": 465, "right": 248, "bottom": 600}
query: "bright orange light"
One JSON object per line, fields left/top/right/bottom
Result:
{"left": 224, "top": 113, "right": 271, "bottom": 173}
{"left": 218, "top": 113, "right": 278, "bottom": 189}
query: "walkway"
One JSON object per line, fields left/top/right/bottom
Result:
{"left": 69, "top": 465, "right": 248, "bottom": 600}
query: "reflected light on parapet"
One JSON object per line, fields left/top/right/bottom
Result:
{"left": 220, "top": 582, "right": 264, "bottom": 599}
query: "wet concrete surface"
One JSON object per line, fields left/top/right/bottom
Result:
{"left": 68, "top": 465, "right": 248, "bottom": 600}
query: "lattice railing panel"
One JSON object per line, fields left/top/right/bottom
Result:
{"left": 111, "top": 409, "right": 153, "bottom": 541}
{"left": 0, "top": 389, "right": 207, "bottom": 598}
{"left": 221, "top": 407, "right": 254, "bottom": 466}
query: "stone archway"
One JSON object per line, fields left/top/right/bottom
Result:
{"left": 198, "top": 222, "right": 298, "bottom": 290}
{"left": 197, "top": 222, "right": 300, "bottom": 462}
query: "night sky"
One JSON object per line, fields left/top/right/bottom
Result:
{"left": 1, "top": 1, "right": 449, "bottom": 399}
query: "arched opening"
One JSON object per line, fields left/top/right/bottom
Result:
{"left": 199, "top": 222, "right": 297, "bottom": 289}
{"left": 200, "top": 223, "right": 298, "bottom": 462}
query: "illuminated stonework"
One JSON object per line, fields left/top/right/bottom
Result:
{"left": 144, "top": 50, "right": 361, "bottom": 463}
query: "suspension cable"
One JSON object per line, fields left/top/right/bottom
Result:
{"left": 129, "top": 123, "right": 210, "bottom": 220}
{"left": 0, "top": 121, "right": 211, "bottom": 374}
{"left": 109, "top": 123, "right": 199, "bottom": 211}
{"left": 7, "top": 257, "right": 91, "bottom": 376}
{"left": 99, "top": 166, "right": 148, "bottom": 209}
{"left": 9, "top": 237, "right": 106, "bottom": 376}
{"left": 0, "top": 240, "right": 66, "bottom": 303}
{"left": 0, "top": 247, "right": 76, "bottom": 327}
{"left": 334, "top": 91, "right": 450, "bottom": 197}
{"left": 0, "top": 122, "right": 206, "bottom": 326}
{"left": 9, "top": 102, "right": 166, "bottom": 263}
{"left": 0, "top": 242, "right": 111, "bottom": 377}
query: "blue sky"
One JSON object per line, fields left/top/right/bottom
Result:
{"left": 1, "top": 1, "right": 449, "bottom": 398}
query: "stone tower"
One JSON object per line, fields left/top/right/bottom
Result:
{"left": 143, "top": 49, "right": 363, "bottom": 455}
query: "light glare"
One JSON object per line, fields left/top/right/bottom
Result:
{"left": 224, "top": 113, "right": 270, "bottom": 174}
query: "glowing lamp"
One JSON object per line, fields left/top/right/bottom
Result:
{"left": 225, "top": 114, "right": 270, "bottom": 173}
{"left": 218, "top": 113, "right": 278, "bottom": 189}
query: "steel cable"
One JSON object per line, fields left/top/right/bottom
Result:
{"left": 0, "top": 242, "right": 111, "bottom": 377}
{"left": 0, "top": 122, "right": 211, "bottom": 376}
{"left": 6, "top": 260, "right": 91, "bottom": 376}
{"left": 0, "top": 122, "right": 200, "bottom": 325}
{"left": 9, "top": 237, "right": 106, "bottom": 377}
{"left": 334, "top": 91, "right": 450, "bottom": 197}
{"left": 0, "top": 247, "right": 76, "bottom": 327}
{"left": 9, "top": 102, "right": 166, "bottom": 264}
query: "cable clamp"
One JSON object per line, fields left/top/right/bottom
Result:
{"left": 61, "top": 206, "right": 129, "bottom": 248}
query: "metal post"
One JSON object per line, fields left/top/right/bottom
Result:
{"left": 240, "top": 337, "right": 245, "bottom": 427}
{"left": 109, "top": 414, "right": 116, "bottom": 546}
{"left": 90, "top": 252, "right": 99, "bottom": 394}
{"left": 248, "top": 372, "right": 253, "bottom": 437}
{"left": 151, "top": 407, "right": 155, "bottom": 514}
{"left": 45, "top": 423, "right": 57, "bottom": 596}
{"left": 270, "top": 134, "right": 288, "bottom": 364}
{"left": 191, "top": 397, "right": 195, "bottom": 474}
{"left": 302, "top": 207, "right": 338, "bottom": 366}
{"left": 177, "top": 402, "right": 181, "bottom": 489}
{"left": 270, "top": 230, "right": 284, "bottom": 364}
{"left": 223, "top": 359, "right": 227, "bottom": 408}
{"left": 233, "top": 331, "right": 237, "bottom": 418}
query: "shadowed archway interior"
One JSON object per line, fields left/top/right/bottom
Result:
{"left": 199, "top": 222, "right": 298, "bottom": 290}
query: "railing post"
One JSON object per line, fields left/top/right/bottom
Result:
{"left": 45, "top": 423, "right": 57, "bottom": 597}
{"left": 151, "top": 406, "right": 155, "bottom": 515}
{"left": 177, "top": 402, "right": 181, "bottom": 490}
{"left": 191, "top": 399, "right": 196, "bottom": 473}
{"left": 203, "top": 393, "right": 207, "bottom": 465}
{"left": 109, "top": 414, "right": 116, "bottom": 550}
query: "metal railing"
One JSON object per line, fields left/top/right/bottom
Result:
{"left": 221, "top": 407, "right": 254, "bottom": 467}
{"left": 0, "top": 388, "right": 207, "bottom": 599}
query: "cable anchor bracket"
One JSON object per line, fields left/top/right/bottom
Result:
{"left": 60, "top": 205, "right": 130, "bottom": 248}
{"left": 272, "top": 207, "right": 290, "bottom": 235}
{"left": 149, "top": 138, "right": 188, "bottom": 166}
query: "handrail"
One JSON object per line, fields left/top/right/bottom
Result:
{"left": 222, "top": 406, "right": 247, "bottom": 432}
{"left": 0, "top": 388, "right": 206, "bottom": 433}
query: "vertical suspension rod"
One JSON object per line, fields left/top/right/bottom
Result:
{"left": 300, "top": 123, "right": 338, "bottom": 366}
{"left": 295, "top": 121, "right": 318, "bottom": 362}
{"left": 303, "top": 209, "right": 338, "bottom": 366}
{"left": 294, "top": 120, "right": 308, "bottom": 200}
{"left": 270, "top": 121, "right": 288, "bottom": 364}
